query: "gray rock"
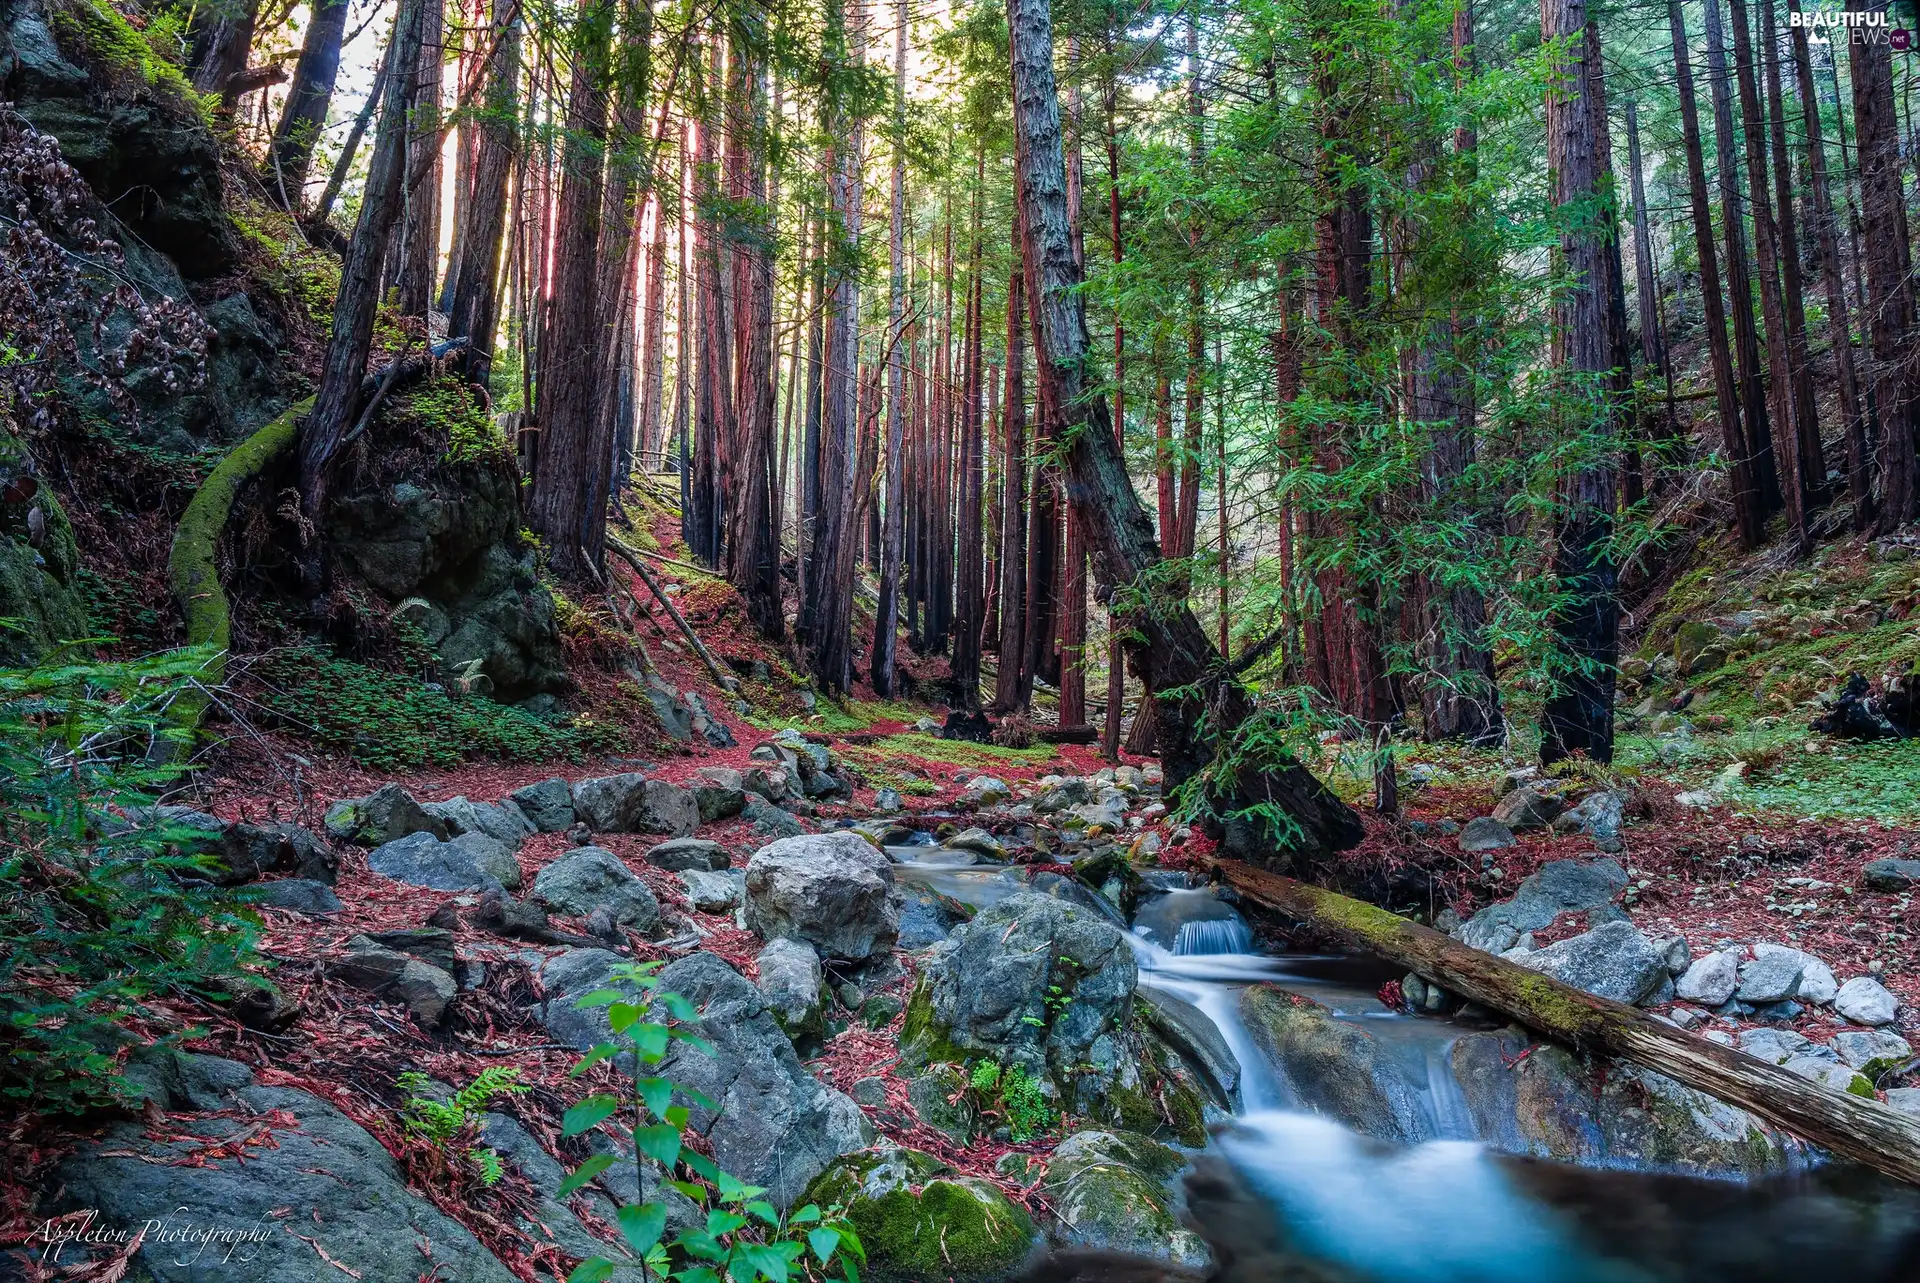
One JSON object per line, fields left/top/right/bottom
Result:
{"left": 873, "top": 786, "right": 902, "bottom": 812}
{"left": 1736, "top": 951, "right": 1805, "bottom": 1004}
{"left": 1070, "top": 799, "right": 1127, "bottom": 831}
{"left": 539, "top": 948, "right": 632, "bottom": 1050}
{"left": 1781, "top": 1056, "right": 1872, "bottom": 1095}
{"left": 571, "top": 773, "right": 699, "bottom": 836}
{"left": 958, "top": 775, "right": 1012, "bottom": 807}
{"left": 911, "top": 892, "right": 1137, "bottom": 1108}
{"left": 944, "top": 827, "right": 1006, "bottom": 858}
{"left": 216, "top": 820, "right": 333, "bottom": 884}
{"left": 906, "top": 1063, "right": 978, "bottom": 1143}
{"left": 118, "top": 1047, "right": 257, "bottom": 1113}
{"left": 681, "top": 868, "right": 744, "bottom": 913}
{"left": 249, "top": 878, "right": 343, "bottom": 915}
{"left": 745, "top": 832, "right": 900, "bottom": 961}
{"left": 1736, "top": 1028, "right": 1822, "bottom": 1065}
{"left": 1653, "top": 934, "right": 1692, "bottom": 975}
{"left": 1834, "top": 976, "right": 1900, "bottom": 1026}
{"left": 744, "top": 764, "right": 793, "bottom": 803}
{"left": 55, "top": 1080, "right": 519, "bottom": 1282}
{"left": 510, "top": 778, "right": 576, "bottom": 832}
{"left": 478, "top": 1111, "right": 690, "bottom": 1268}
{"left": 1513, "top": 920, "right": 1669, "bottom": 1005}
{"left": 1830, "top": 1029, "right": 1913, "bottom": 1071}
{"left": 1492, "top": 783, "right": 1566, "bottom": 831}
{"left": 324, "top": 782, "right": 448, "bottom": 847}
{"left": 392, "top": 958, "right": 458, "bottom": 1025}
{"left": 743, "top": 792, "right": 806, "bottom": 838}
{"left": 368, "top": 830, "right": 506, "bottom": 892}
{"left": 1041, "top": 1130, "right": 1209, "bottom": 1269}
{"left": 1136, "top": 985, "right": 1240, "bottom": 1109}
{"left": 690, "top": 766, "right": 749, "bottom": 822}
{"left": 756, "top": 938, "right": 826, "bottom": 1042}
{"left": 533, "top": 846, "right": 661, "bottom": 931}
{"left": 653, "top": 952, "right": 867, "bottom": 1208}
{"left": 896, "top": 881, "right": 974, "bottom": 949}
{"left": 1860, "top": 857, "right": 1920, "bottom": 892}
{"left": 1240, "top": 987, "right": 1429, "bottom": 1141}
{"left": 1752, "top": 943, "right": 1836, "bottom": 1004}
{"left": 1457, "top": 816, "right": 1516, "bottom": 854}
{"left": 852, "top": 1076, "right": 889, "bottom": 1106}
{"left": 423, "top": 795, "right": 534, "bottom": 846}
{"left": 450, "top": 830, "right": 524, "bottom": 889}
{"left": 1562, "top": 789, "right": 1626, "bottom": 851}
{"left": 1457, "top": 857, "right": 1627, "bottom": 953}
{"left": 646, "top": 837, "right": 731, "bottom": 872}
{"left": 1674, "top": 950, "right": 1741, "bottom": 1006}
{"left": 335, "top": 936, "right": 459, "bottom": 1023}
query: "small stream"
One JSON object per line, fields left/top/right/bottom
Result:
{"left": 887, "top": 845, "right": 1920, "bottom": 1280}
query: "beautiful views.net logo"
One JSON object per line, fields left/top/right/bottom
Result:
{"left": 1789, "top": 6, "right": 1913, "bottom": 47}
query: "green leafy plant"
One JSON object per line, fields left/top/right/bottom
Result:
{"left": 0, "top": 647, "right": 259, "bottom": 1113}
{"left": 558, "top": 962, "right": 865, "bottom": 1283}
{"left": 962, "top": 1058, "right": 1056, "bottom": 1144}
{"left": 397, "top": 1067, "right": 528, "bottom": 1187}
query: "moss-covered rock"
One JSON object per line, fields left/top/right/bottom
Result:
{"left": 0, "top": 454, "right": 89, "bottom": 665}
{"left": 1040, "top": 1130, "right": 1210, "bottom": 1269}
{"left": 1238, "top": 985, "right": 1427, "bottom": 1143}
{"left": 906, "top": 1062, "right": 978, "bottom": 1144}
{"left": 803, "top": 1148, "right": 1036, "bottom": 1283}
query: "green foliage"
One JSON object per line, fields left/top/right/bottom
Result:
{"left": 558, "top": 963, "right": 865, "bottom": 1283}
{"left": 0, "top": 648, "right": 259, "bottom": 1113}
{"left": 388, "top": 378, "right": 510, "bottom": 466}
{"left": 247, "top": 645, "right": 627, "bottom": 769}
{"left": 961, "top": 1058, "right": 1056, "bottom": 1143}
{"left": 397, "top": 1067, "right": 528, "bottom": 1187}
{"left": 47, "top": 0, "right": 205, "bottom": 115}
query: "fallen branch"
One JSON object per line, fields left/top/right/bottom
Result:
{"left": 1212, "top": 858, "right": 1920, "bottom": 1187}
{"left": 606, "top": 536, "right": 738, "bottom": 694}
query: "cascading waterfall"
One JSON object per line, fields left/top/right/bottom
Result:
{"left": 1172, "top": 916, "right": 1254, "bottom": 956}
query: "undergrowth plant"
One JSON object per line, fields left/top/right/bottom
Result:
{"left": 397, "top": 1067, "right": 529, "bottom": 1187}
{"left": 558, "top": 962, "right": 865, "bottom": 1283}
{"left": 0, "top": 646, "right": 259, "bottom": 1113}
{"left": 964, "top": 1059, "right": 1056, "bottom": 1143}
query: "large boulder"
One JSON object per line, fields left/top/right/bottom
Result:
{"left": 218, "top": 820, "right": 334, "bottom": 885}
{"left": 53, "top": 1057, "right": 519, "bottom": 1281}
{"left": 325, "top": 783, "right": 448, "bottom": 847}
{"left": 646, "top": 837, "right": 730, "bottom": 872}
{"left": 801, "top": 1148, "right": 1035, "bottom": 1283}
{"left": 1238, "top": 987, "right": 1428, "bottom": 1143}
{"left": 689, "top": 766, "right": 749, "bottom": 822}
{"left": 1835, "top": 976, "right": 1899, "bottom": 1026}
{"left": 907, "top": 891, "right": 1137, "bottom": 1108}
{"left": 1456, "top": 857, "right": 1628, "bottom": 953}
{"left": 1039, "top": 1130, "right": 1209, "bottom": 1268}
{"left": 652, "top": 952, "right": 868, "bottom": 1208}
{"left": 755, "top": 937, "right": 826, "bottom": 1043}
{"left": 509, "top": 778, "right": 576, "bottom": 832}
{"left": 532, "top": 846, "right": 660, "bottom": 931}
{"left": 572, "top": 774, "right": 699, "bottom": 836}
{"left": 1491, "top": 783, "right": 1566, "bottom": 831}
{"left": 1861, "top": 858, "right": 1920, "bottom": 892}
{"left": 744, "top": 832, "right": 900, "bottom": 961}
{"left": 1510, "top": 920, "right": 1669, "bottom": 1005}
{"left": 367, "top": 830, "right": 520, "bottom": 892}
{"left": 741, "top": 792, "right": 805, "bottom": 838}
{"left": 423, "top": 795, "right": 533, "bottom": 847}
{"left": 1675, "top": 950, "right": 1741, "bottom": 1006}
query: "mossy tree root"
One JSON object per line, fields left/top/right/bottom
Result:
{"left": 166, "top": 398, "right": 312, "bottom": 734}
{"left": 1213, "top": 858, "right": 1920, "bottom": 1186}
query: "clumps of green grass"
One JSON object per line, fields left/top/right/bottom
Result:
{"left": 48, "top": 0, "right": 207, "bottom": 115}
{"left": 862, "top": 731, "right": 1056, "bottom": 768}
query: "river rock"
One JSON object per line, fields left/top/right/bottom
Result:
{"left": 571, "top": 774, "right": 699, "bottom": 836}
{"left": 755, "top": 938, "right": 826, "bottom": 1042}
{"left": 55, "top": 1060, "right": 520, "bottom": 1282}
{"left": 896, "top": 881, "right": 973, "bottom": 949}
{"left": 906, "top": 1062, "right": 978, "bottom": 1143}
{"left": 250, "top": 877, "right": 344, "bottom": 915}
{"left": 958, "top": 775, "right": 1012, "bottom": 807}
{"left": 509, "top": 777, "right": 577, "bottom": 831}
{"left": 368, "top": 830, "right": 517, "bottom": 892}
{"left": 744, "top": 832, "right": 900, "bottom": 961}
{"left": 909, "top": 891, "right": 1137, "bottom": 1102}
{"left": 1781, "top": 1055, "right": 1873, "bottom": 1095}
{"left": 802, "top": 1148, "right": 1035, "bottom": 1283}
{"left": 1736, "top": 1027, "right": 1825, "bottom": 1065}
{"left": 1136, "top": 986, "right": 1241, "bottom": 1109}
{"left": 214, "top": 820, "right": 333, "bottom": 884}
{"left": 944, "top": 827, "right": 1005, "bottom": 858}
{"left": 1512, "top": 920, "right": 1669, "bottom": 1005}
{"left": 1492, "top": 783, "right": 1566, "bottom": 831}
{"left": 423, "top": 795, "right": 533, "bottom": 846}
{"left": 1751, "top": 943, "right": 1836, "bottom": 1004}
{"left": 690, "top": 766, "right": 749, "bottom": 822}
{"left": 1674, "top": 950, "right": 1741, "bottom": 1005}
{"left": 645, "top": 837, "right": 730, "bottom": 872}
{"left": 1239, "top": 986, "right": 1427, "bottom": 1143}
{"left": 1457, "top": 816, "right": 1515, "bottom": 854}
{"left": 653, "top": 952, "right": 868, "bottom": 1208}
{"left": 1557, "top": 789, "right": 1626, "bottom": 852}
{"left": 1456, "top": 857, "right": 1628, "bottom": 953}
{"left": 680, "top": 868, "right": 743, "bottom": 913}
{"left": 1834, "top": 976, "right": 1899, "bottom": 1026}
{"left": 1860, "top": 857, "right": 1920, "bottom": 891}
{"left": 1891, "top": 1088, "right": 1920, "bottom": 1119}
{"left": 743, "top": 763, "right": 793, "bottom": 803}
{"left": 324, "top": 782, "right": 448, "bottom": 846}
{"left": 533, "top": 846, "right": 660, "bottom": 931}
{"left": 742, "top": 792, "right": 806, "bottom": 838}
{"left": 1040, "top": 1130, "right": 1209, "bottom": 1269}
{"left": 1070, "top": 799, "right": 1128, "bottom": 832}
{"left": 1451, "top": 1031, "right": 1790, "bottom": 1177}
{"left": 1735, "top": 951, "right": 1804, "bottom": 1004}
{"left": 1831, "top": 1029, "right": 1913, "bottom": 1072}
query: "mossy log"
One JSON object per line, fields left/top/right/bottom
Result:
{"left": 166, "top": 398, "right": 312, "bottom": 732}
{"left": 1213, "top": 858, "right": 1920, "bottom": 1186}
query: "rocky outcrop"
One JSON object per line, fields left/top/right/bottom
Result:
{"left": 1040, "top": 1130, "right": 1209, "bottom": 1268}
{"left": 744, "top": 832, "right": 900, "bottom": 962}
{"left": 801, "top": 1148, "right": 1035, "bottom": 1283}
{"left": 1455, "top": 858, "right": 1628, "bottom": 953}
{"left": 53, "top": 1053, "right": 519, "bottom": 1282}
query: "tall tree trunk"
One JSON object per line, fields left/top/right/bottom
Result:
{"left": 1538, "top": 9, "right": 1621, "bottom": 768}
{"left": 1102, "top": 60, "right": 1127, "bottom": 760}
{"left": 953, "top": 151, "right": 989, "bottom": 708}
{"left": 809, "top": 0, "right": 866, "bottom": 690}
{"left": 297, "top": 0, "right": 429, "bottom": 523}
{"left": 1667, "top": 0, "right": 1758, "bottom": 546}
{"left": 267, "top": 0, "right": 351, "bottom": 205}
{"left": 1789, "top": 0, "right": 1870, "bottom": 526}
{"left": 524, "top": 0, "right": 614, "bottom": 581}
{"left": 1175, "top": 5, "right": 1205, "bottom": 568}
{"left": 1624, "top": 99, "right": 1675, "bottom": 461}
{"left": 1848, "top": 0, "right": 1919, "bottom": 531}
{"left": 993, "top": 241, "right": 1032, "bottom": 713}
{"left": 873, "top": 0, "right": 911, "bottom": 694}
{"left": 1006, "top": 0, "right": 1360, "bottom": 855}
{"left": 314, "top": 35, "right": 392, "bottom": 224}
{"left": 1703, "top": 0, "right": 1782, "bottom": 525}
{"left": 396, "top": 0, "right": 445, "bottom": 316}
{"left": 638, "top": 197, "right": 669, "bottom": 464}
{"left": 188, "top": 0, "right": 260, "bottom": 109}
{"left": 446, "top": 7, "right": 521, "bottom": 384}
{"left": 689, "top": 33, "right": 729, "bottom": 571}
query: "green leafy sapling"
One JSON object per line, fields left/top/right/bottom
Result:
{"left": 557, "top": 961, "right": 865, "bottom": 1283}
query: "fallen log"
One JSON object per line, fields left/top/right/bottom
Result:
{"left": 606, "top": 536, "right": 737, "bottom": 694}
{"left": 1213, "top": 858, "right": 1920, "bottom": 1186}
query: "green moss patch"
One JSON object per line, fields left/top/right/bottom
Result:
{"left": 804, "top": 1149, "right": 1035, "bottom": 1283}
